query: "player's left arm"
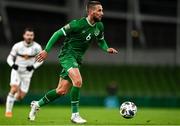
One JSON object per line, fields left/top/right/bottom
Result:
{"left": 98, "top": 39, "right": 118, "bottom": 54}
{"left": 97, "top": 23, "right": 118, "bottom": 54}
{"left": 26, "top": 45, "right": 44, "bottom": 71}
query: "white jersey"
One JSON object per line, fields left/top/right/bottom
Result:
{"left": 7, "top": 41, "right": 43, "bottom": 72}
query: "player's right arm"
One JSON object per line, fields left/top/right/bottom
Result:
{"left": 36, "top": 29, "right": 65, "bottom": 62}
{"left": 7, "top": 44, "right": 18, "bottom": 70}
{"left": 36, "top": 20, "right": 77, "bottom": 62}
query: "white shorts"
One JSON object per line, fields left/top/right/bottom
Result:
{"left": 10, "top": 69, "right": 33, "bottom": 93}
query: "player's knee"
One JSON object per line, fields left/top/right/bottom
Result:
{"left": 73, "top": 79, "right": 82, "bottom": 87}
{"left": 10, "top": 86, "right": 18, "bottom": 94}
{"left": 16, "top": 95, "right": 24, "bottom": 100}
{"left": 56, "top": 89, "right": 68, "bottom": 95}
{"left": 16, "top": 96, "right": 21, "bottom": 101}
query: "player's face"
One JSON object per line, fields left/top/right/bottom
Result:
{"left": 92, "top": 5, "right": 104, "bottom": 22}
{"left": 23, "top": 31, "right": 34, "bottom": 44}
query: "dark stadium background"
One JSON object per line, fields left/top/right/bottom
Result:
{"left": 0, "top": 0, "right": 180, "bottom": 107}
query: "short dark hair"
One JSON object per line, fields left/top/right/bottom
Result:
{"left": 24, "top": 27, "right": 34, "bottom": 34}
{"left": 86, "top": 1, "right": 101, "bottom": 11}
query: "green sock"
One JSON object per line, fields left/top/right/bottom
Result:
{"left": 38, "top": 89, "right": 60, "bottom": 107}
{"left": 70, "top": 86, "right": 80, "bottom": 113}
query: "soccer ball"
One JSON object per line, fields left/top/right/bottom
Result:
{"left": 120, "top": 101, "right": 137, "bottom": 119}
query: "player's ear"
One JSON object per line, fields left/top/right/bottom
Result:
{"left": 32, "top": 32, "right": 35, "bottom": 37}
{"left": 86, "top": 5, "right": 88, "bottom": 13}
{"left": 23, "top": 33, "right": 25, "bottom": 39}
{"left": 87, "top": 8, "right": 92, "bottom": 15}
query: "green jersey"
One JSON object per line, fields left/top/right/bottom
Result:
{"left": 60, "top": 17, "right": 105, "bottom": 60}
{"left": 44, "top": 17, "right": 109, "bottom": 80}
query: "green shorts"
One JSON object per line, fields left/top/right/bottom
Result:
{"left": 59, "top": 54, "right": 81, "bottom": 82}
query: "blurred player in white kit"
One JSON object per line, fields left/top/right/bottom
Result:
{"left": 5, "top": 28, "right": 43, "bottom": 117}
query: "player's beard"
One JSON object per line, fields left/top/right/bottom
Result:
{"left": 26, "top": 41, "right": 31, "bottom": 45}
{"left": 93, "top": 16, "right": 101, "bottom": 22}
{"left": 26, "top": 38, "right": 33, "bottom": 44}
{"left": 25, "top": 39, "right": 33, "bottom": 46}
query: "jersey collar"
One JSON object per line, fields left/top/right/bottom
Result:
{"left": 86, "top": 17, "right": 96, "bottom": 27}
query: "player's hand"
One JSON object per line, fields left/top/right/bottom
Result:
{"left": 107, "top": 48, "right": 118, "bottom": 54}
{"left": 26, "top": 65, "right": 34, "bottom": 71}
{"left": 12, "top": 64, "right": 18, "bottom": 70}
{"left": 36, "top": 50, "right": 48, "bottom": 62}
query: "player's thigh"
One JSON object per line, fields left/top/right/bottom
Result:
{"left": 59, "top": 55, "right": 79, "bottom": 73}
{"left": 10, "top": 69, "right": 21, "bottom": 93}
{"left": 59, "top": 55, "right": 81, "bottom": 86}
{"left": 68, "top": 68, "right": 82, "bottom": 87}
{"left": 10, "top": 69, "right": 20, "bottom": 87}
{"left": 56, "top": 78, "right": 72, "bottom": 95}
{"left": 19, "top": 72, "right": 33, "bottom": 93}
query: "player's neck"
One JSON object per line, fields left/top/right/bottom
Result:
{"left": 87, "top": 16, "right": 96, "bottom": 26}
{"left": 23, "top": 41, "right": 33, "bottom": 47}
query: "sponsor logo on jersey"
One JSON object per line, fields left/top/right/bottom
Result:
{"left": 17, "top": 53, "right": 36, "bottom": 60}
{"left": 23, "top": 54, "right": 30, "bottom": 60}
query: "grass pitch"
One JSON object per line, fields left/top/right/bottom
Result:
{"left": 0, "top": 106, "right": 180, "bottom": 125}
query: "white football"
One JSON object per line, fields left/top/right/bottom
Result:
{"left": 120, "top": 101, "right": 137, "bottom": 119}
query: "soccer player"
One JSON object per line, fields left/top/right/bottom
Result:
{"left": 5, "top": 28, "right": 43, "bottom": 118}
{"left": 28, "top": 1, "right": 118, "bottom": 124}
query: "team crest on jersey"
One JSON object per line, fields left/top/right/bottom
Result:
{"left": 34, "top": 48, "right": 39, "bottom": 54}
{"left": 94, "top": 29, "right": 100, "bottom": 36}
